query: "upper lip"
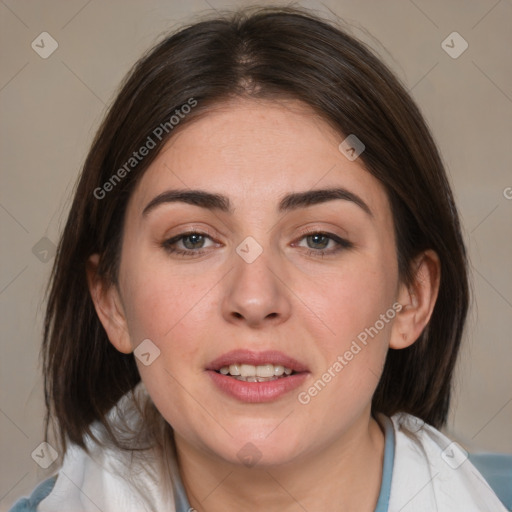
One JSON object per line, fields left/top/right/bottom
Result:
{"left": 206, "top": 349, "right": 309, "bottom": 372}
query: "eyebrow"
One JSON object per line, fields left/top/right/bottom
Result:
{"left": 142, "top": 187, "right": 372, "bottom": 217}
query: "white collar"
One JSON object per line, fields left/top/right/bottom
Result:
{"left": 38, "top": 386, "right": 506, "bottom": 511}
{"left": 388, "top": 412, "right": 507, "bottom": 511}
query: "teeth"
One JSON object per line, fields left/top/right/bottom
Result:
{"left": 218, "top": 363, "right": 294, "bottom": 378}
{"left": 257, "top": 364, "right": 274, "bottom": 378}
{"left": 240, "top": 364, "right": 256, "bottom": 377}
{"left": 274, "top": 365, "right": 285, "bottom": 376}
{"left": 229, "top": 364, "right": 241, "bottom": 376}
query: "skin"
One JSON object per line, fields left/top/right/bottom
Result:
{"left": 88, "top": 98, "right": 440, "bottom": 512}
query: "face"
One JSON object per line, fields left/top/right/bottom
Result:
{"left": 101, "top": 98, "right": 406, "bottom": 466}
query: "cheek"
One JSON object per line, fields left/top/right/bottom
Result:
{"left": 298, "top": 254, "right": 397, "bottom": 406}
{"left": 119, "top": 257, "right": 222, "bottom": 416}
{"left": 119, "top": 263, "right": 218, "bottom": 432}
{"left": 119, "top": 247, "right": 215, "bottom": 343}
{"left": 303, "top": 255, "right": 397, "bottom": 350}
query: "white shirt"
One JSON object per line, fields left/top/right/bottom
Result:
{"left": 35, "top": 387, "right": 507, "bottom": 512}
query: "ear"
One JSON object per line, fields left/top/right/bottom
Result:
{"left": 86, "top": 254, "right": 132, "bottom": 354}
{"left": 390, "top": 249, "right": 441, "bottom": 349}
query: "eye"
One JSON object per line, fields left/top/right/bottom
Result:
{"left": 294, "top": 230, "right": 353, "bottom": 257}
{"left": 162, "top": 231, "right": 217, "bottom": 257}
{"left": 161, "top": 229, "right": 353, "bottom": 259}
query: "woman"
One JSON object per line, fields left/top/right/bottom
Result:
{"left": 10, "top": 6, "right": 508, "bottom": 511}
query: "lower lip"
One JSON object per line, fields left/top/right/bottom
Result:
{"left": 206, "top": 370, "right": 309, "bottom": 403}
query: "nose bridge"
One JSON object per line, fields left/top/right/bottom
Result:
{"left": 221, "top": 234, "right": 291, "bottom": 326}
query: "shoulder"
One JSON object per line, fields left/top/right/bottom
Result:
{"left": 388, "top": 413, "right": 509, "bottom": 512}
{"left": 8, "top": 475, "right": 57, "bottom": 512}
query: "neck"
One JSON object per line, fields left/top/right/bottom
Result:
{"left": 174, "top": 413, "right": 385, "bottom": 512}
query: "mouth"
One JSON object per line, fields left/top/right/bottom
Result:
{"left": 205, "top": 349, "right": 309, "bottom": 403}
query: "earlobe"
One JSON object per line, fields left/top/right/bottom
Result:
{"left": 86, "top": 254, "right": 133, "bottom": 354}
{"left": 390, "top": 250, "right": 441, "bottom": 350}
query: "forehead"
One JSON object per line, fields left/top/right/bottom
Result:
{"left": 128, "top": 98, "right": 390, "bottom": 220}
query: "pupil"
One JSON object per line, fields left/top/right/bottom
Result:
{"left": 309, "top": 234, "right": 327, "bottom": 249}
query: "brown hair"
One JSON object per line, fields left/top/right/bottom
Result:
{"left": 42, "top": 6, "right": 469, "bottom": 456}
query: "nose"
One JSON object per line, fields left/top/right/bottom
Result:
{"left": 221, "top": 245, "right": 292, "bottom": 328}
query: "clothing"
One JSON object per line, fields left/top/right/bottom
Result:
{"left": 388, "top": 413, "right": 509, "bottom": 511}
{"left": 9, "top": 386, "right": 509, "bottom": 511}
{"left": 9, "top": 413, "right": 394, "bottom": 512}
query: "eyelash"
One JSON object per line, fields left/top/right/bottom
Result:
{"left": 161, "top": 229, "right": 353, "bottom": 258}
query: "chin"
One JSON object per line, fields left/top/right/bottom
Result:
{"left": 210, "top": 427, "right": 306, "bottom": 468}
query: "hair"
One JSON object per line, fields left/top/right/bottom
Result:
{"left": 42, "top": 5, "right": 469, "bottom": 466}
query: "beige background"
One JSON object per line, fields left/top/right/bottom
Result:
{"left": 1, "top": 0, "right": 511, "bottom": 508}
